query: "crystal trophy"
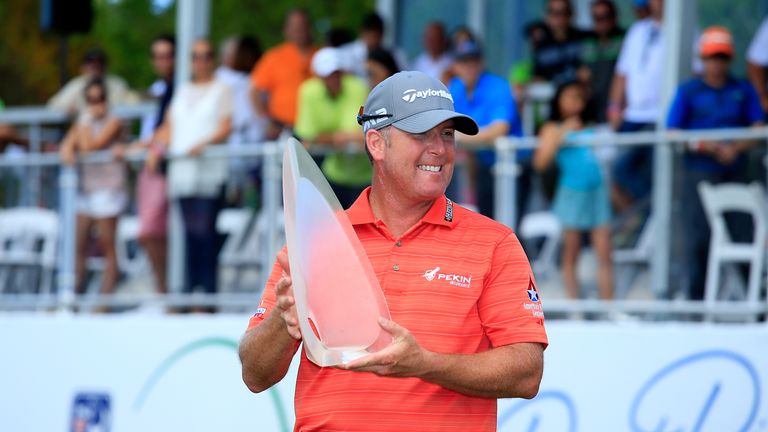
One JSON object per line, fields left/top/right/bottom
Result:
{"left": 282, "top": 138, "right": 392, "bottom": 366}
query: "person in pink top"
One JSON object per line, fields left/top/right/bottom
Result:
{"left": 59, "top": 79, "right": 127, "bottom": 302}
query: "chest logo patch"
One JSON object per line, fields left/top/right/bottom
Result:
{"left": 422, "top": 266, "right": 472, "bottom": 288}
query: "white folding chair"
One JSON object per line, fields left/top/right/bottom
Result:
{"left": 116, "top": 215, "right": 147, "bottom": 276}
{"left": 0, "top": 207, "right": 59, "bottom": 295}
{"left": 613, "top": 215, "right": 657, "bottom": 299}
{"left": 698, "top": 182, "right": 767, "bottom": 318}
{"left": 518, "top": 211, "right": 561, "bottom": 281}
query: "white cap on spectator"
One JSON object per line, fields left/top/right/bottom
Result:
{"left": 312, "top": 47, "right": 344, "bottom": 78}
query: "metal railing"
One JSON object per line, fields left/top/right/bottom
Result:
{"left": 0, "top": 105, "right": 767, "bottom": 321}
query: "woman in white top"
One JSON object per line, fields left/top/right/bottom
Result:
{"left": 60, "top": 79, "right": 127, "bottom": 298}
{"left": 147, "top": 39, "right": 233, "bottom": 302}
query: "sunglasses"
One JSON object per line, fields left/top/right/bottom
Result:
{"left": 592, "top": 13, "right": 613, "bottom": 22}
{"left": 86, "top": 95, "right": 106, "bottom": 105}
{"left": 192, "top": 52, "right": 213, "bottom": 61}
{"left": 356, "top": 106, "right": 393, "bottom": 126}
{"left": 152, "top": 52, "right": 174, "bottom": 60}
{"left": 548, "top": 8, "right": 570, "bottom": 17}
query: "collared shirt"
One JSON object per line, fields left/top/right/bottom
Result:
{"left": 294, "top": 74, "right": 371, "bottom": 187}
{"left": 248, "top": 188, "right": 548, "bottom": 431}
{"left": 450, "top": 72, "right": 523, "bottom": 165}
{"left": 412, "top": 51, "right": 454, "bottom": 81}
{"left": 532, "top": 26, "right": 589, "bottom": 85}
{"left": 667, "top": 76, "right": 764, "bottom": 173}
{"left": 748, "top": 16, "right": 768, "bottom": 66}
{"left": 616, "top": 19, "right": 702, "bottom": 123}
{"left": 616, "top": 18, "right": 665, "bottom": 123}
{"left": 251, "top": 42, "right": 317, "bottom": 126}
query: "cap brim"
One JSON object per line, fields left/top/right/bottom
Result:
{"left": 392, "top": 109, "right": 479, "bottom": 135}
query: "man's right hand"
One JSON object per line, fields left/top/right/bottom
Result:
{"left": 275, "top": 250, "right": 301, "bottom": 340}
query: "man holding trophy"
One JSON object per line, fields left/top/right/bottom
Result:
{"left": 240, "top": 71, "right": 548, "bottom": 431}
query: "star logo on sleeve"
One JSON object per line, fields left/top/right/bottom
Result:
{"left": 526, "top": 276, "right": 540, "bottom": 302}
{"left": 527, "top": 288, "right": 539, "bottom": 302}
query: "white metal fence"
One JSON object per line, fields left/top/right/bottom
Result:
{"left": 0, "top": 105, "right": 767, "bottom": 321}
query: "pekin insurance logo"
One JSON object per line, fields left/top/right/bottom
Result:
{"left": 422, "top": 266, "right": 472, "bottom": 288}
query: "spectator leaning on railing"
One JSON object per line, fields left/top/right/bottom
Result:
{"left": 59, "top": 79, "right": 127, "bottom": 305}
{"left": 250, "top": 8, "right": 316, "bottom": 140}
{"left": 533, "top": 81, "right": 614, "bottom": 303}
{"left": 294, "top": 47, "right": 370, "bottom": 209}
{"left": 146, "top": 39, "right": 233, "bottom": 310}
{"left": 667, "top": 27, "right": 765, "bottom": 301}
{"left": 47, "top": 47, "right": 139, "bottom": 115}
{"left": 450, "top": 40, "right": 525, "bottom": 220}
{"left": 116, "top": 34, "right": 176, "bottom": 296}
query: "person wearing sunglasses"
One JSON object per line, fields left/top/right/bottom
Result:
{"left": 59, "top": 79, "right": 128, "bottom": 306}
{"left": 667, "top": 27, "right": 765, "bottom": 301}
{"left": 146, "top": 39, "right": 233, "bottom": 310}
{"left": 532, "top": 0, "right": 590, "bottom": 86}
{"left": 580, "top": 0, "right": 625, "bottom": 124}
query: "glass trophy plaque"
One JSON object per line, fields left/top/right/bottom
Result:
{"left": 282, "top": 138, "right": 392, "bottom": 367}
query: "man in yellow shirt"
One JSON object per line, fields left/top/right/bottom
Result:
{"left": 294, "top": 47, "right": 371, "bottom": 208}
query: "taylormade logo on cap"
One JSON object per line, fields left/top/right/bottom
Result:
{"left": 401, "top": 88, "right": 454, "bottom": 103}
{"left": 359, "top": 71, "right": 479, "bottom": 135}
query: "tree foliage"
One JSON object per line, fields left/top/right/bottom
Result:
{"left": 0, "top": 0, "right": 373, "bottom": 106}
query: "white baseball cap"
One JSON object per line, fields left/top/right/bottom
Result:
{"left": 312, "top": 47, "right": 344, "bottom": 78}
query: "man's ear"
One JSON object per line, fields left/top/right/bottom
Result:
{"left": 366, "top": 129, "right": 387, "bottom": 162}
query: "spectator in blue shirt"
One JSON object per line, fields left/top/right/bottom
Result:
{"left": 667, "top": 26, "right": 765, "bottom": 301}
{"left": 449, "top": 41, "right": 526, "bottom": 220}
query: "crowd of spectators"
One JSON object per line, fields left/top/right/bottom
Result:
{"left": 3, "top": 1, "right": 768, "bottom": 310}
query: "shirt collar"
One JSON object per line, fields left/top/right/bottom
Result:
{"left": 347, "top": 187, "right": 458, "bottom": 229}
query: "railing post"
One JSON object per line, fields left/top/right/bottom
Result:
{"left": 259, "top": 139, "right": 283, "bottom": 292}
{"left": 494, "top": 137, "right": 517, "bottom": 229}
{"left": 57, "top": 164, "right": 77, "bottom": 310}
{"left": 28, "top": 123, "right": 42, "bottom": 207}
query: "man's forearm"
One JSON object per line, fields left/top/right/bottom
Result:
{"left": 239, "top": 311, "right": 300, "bottom": 393}
{"left": 420, "top": 343, "right": 544, "bottom": 399}
{"left": 748, "top": 63, "right": 767, "bottom": 100}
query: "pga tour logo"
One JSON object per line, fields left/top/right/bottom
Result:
{"left": 422, "top": 266, "right": 471, "bottom": 288}
{"left": 402, "top": 88, "right": 454, "bottom": 103}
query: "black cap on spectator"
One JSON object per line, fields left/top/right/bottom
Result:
{"left": 361, "top": 12, "right": 384, "bottom": 33}
{"left": 454, "top": 40, "right": 483, "bottom": 61}
{"left": 82, "top": 47, "right": 107, "bottom": 66}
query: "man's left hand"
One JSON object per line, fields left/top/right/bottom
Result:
{"left": 338, "top": 317, "right": 433, "bottom": 378}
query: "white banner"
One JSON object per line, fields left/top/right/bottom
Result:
{"left": 0, "top": 315, "right": 765, "bottom": 431}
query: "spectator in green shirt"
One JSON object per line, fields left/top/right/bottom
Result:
{"left": 294, "top": 47, "right": 371, "bottom": 208}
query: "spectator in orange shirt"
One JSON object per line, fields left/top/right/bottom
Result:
{"left": 250, "top": 8, "right": 316, "bottom": 139}
{"left": 239, "top": 71, "right": 547, "bottom": 431}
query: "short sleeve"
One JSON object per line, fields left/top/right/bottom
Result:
{"left": 217, "top": 83, "right": 234, "bottom": 119}
{"left": 743, "top": 82, "right": 766, "bottom": 123}
{"left": 246, "top": 246, "right": 287, "bottom": 331}
{"left": 615, "top": 23, "right": 638, "bottom": 76}
{"left": 251, "top": 51, "right": 275, "bottom": 91}
{"left": 666, "top": 85, "right": 688, "bottom": 129}
{"left": 477, "top": 232, "right": 548, "bottom": 349}
{"left": 293, "top": 81, "right": 317, "bottom": 140}
{"left": 748, "top": 17, "right": 768, "bottom": 66}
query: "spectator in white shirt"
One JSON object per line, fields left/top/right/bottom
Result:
{"left": 747, "top": 16, "right": 768, "bottom": 115}
{"left": 411, "top": 21, "right": 453, "bottom": 83}
{"left": 340, "top": 12, "right": 407, "bottom": 80}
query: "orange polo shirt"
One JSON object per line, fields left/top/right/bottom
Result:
{"left": 247, "top": 189, "right": 548, "bottom": 431}
{"left": 250, "top": 42, "right": 316, "bottom": 126}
